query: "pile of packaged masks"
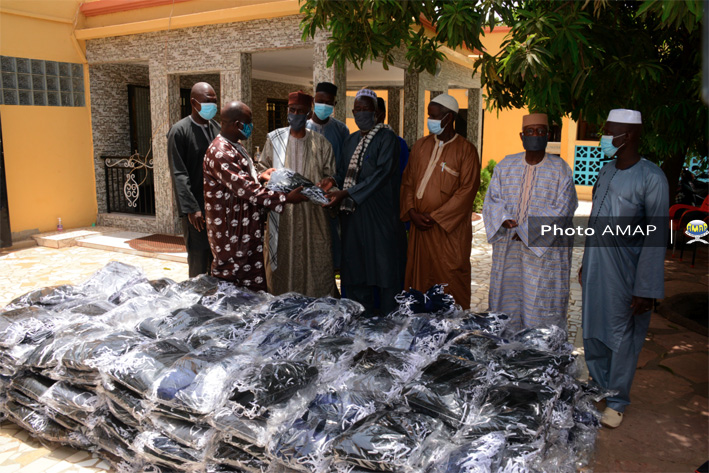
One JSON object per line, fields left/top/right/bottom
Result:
{"left": 0, "top": 262, "right": 608, "bottom": 473}
{"left": 265, "top": 168, "right": 330, "bottom": 205}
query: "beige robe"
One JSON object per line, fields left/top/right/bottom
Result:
{"left": 257, "top": 129, "right": 337, "bottom": 297}
{"left": 400, "top": 134, "right": 481, "bottom": 309}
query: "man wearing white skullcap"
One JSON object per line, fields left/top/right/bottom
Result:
{"left": 483, "top": 112, "right": 578, "bottom": 331}
{"left": 323, "top": 88, "right": 407, "bottom": 315}
{"left": 400, "top": 93, "right": 480, "bottom": 308}
{"left": 581, "top": 108, "right": 669, "bottom": 429}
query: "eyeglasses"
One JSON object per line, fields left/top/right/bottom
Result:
{"left": 523, "top": 127, "right": 549, "bottom": 136}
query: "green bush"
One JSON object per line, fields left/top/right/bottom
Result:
{"left": 473, "top": 159, "right": 496, "bottom": 213}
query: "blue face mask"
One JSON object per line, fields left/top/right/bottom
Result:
{"left": 313, "top": 103, "right": 334, "bottom": 121}
{"left": 427, "top": 113, "right": 449, "bottom": 135}
{"left": 197, "top": 102, "right": 217, "bottom": 121}
{"left": 600, "top": 133, "right": 626, "bottom": 158}
{"left": 240, "top": 122, "right": 253, "bottom": 140}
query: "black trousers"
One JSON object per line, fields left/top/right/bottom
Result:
{"left": 181, "top": 217, "right": 213, "bottom": 278}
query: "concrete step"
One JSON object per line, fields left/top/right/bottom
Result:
{"left": 32, "top": 226, "right": 125, "bottom": 248}
{"left": 76, "top": 231, "right": 187, "bottom": 264}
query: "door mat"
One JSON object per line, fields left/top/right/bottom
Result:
{"left": 126, "top": 234, "right": 186, "bottom": 253}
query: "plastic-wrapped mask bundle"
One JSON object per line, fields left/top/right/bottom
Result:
{"left": 239, "top": 318, "right": 320, "bottom": 360}
{"left": 25, "top": 321, "right": 111, "bottom": 370}
{"left": 332, "top": 408, "right": 443, "bottom": 472}
{"left": 405, "top": 354, "right": 487, "bottom": 430}
{"left": 394, "top": 285, "right": 461, "bottom": 318}
{"left": 453, "top": 312, "right": 510, "bottom": 337}
{"left": 265, "top": 168, "right": 330, "bottom": 205}
{"left": 105, "top": 338, "right": 193, "bottom": 395}
{"left": 301, "top": 336, "right": 356, "bottom": 371}
{"left": 0, "top": 306, "right": 55, "bottom": 347}
{"left": 40, "top": 381, "right": 103, "bottom": 427}
{"left": 60, "top": 329, "right": 148, "bottom": 374}
{"left": 75, "top": 261, "right": 147, "bottom": 299}
{"left": 230, "top": 360, "right": 319, "bottom": 415}
{"left": 3, "top": 400, "right": 77, "bottom": 444}
{"left": 187, "top": 315, "right": 257, "bottom": 349}
{"left": 138, "top": 304, "right": 219, "bottom": 339}
{"left": 151, "top": 347, "right": 255, "bottom": 415}
{"left": 271, "top": 389, "right": 377, "bottom": 472}
{"left": 491, "top": 346, "right": 575, "bottom": 385}
{"left": 7, "top": 285, "right": 81, "bottom": 308}
{"left": 201, "top": 281, "right": 272, "bottom": 317}
{"left": 444, "top": 331, "right": 502, "bottom": 363}
{"left": 428, "top": 432, "right": 507, "bottom": 473}
{"left": 391, "top": 315, "right": 452, "bottom": 355}
{"left": 170, "top": 274, "right": 221, "bottom": 300}
{"left": 209, "top": 438, "right": 269, "bottom": 473}
{"left": 99, "top": 381, "right": 149, "bottom": 424}
{"left": 134, "top": 430, "right": 206, "bottom": 470}
{"left": 463, "top": 383, "right": 557, "bottom": 441}
{"left": 289, "top": 297, "right": 361, "bottom": 335}
{"left": 208, "top": 406, "right": 269, "bottom": 447}
{"left": 510, "top": 325, "right": 570, "bottom": 353}
{"left": 344, "top": 316, "right": 406, "bottom": 348}
{"left": 150, "top": 414, "right": 217, "bottom": 451}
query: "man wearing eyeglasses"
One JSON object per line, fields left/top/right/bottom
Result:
{"left": 483, "top": 113, "right": 578, "bottom": 333}
{"left": 256, "top": 91, "right": 337, "bottom": 297}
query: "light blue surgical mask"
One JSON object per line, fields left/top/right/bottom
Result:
{"left": 197, "top": 102, "right": 217, "bottom": 121}
{"left": 313, "top": 103, "right": 334, "bottom": 121}
{"left": 600, "top": 133, "right": 626, "bottom": 158}
{"left": 240, "top": 122, "right": 253, "bottom": 140}
{"left": 427, "top": 113, "right": 449, "bottom": 135}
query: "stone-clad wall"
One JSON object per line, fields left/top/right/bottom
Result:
{"left": 250, "top": 79, "right": 313, "bottom": 154}
{"left": 89, "top": 63, "right": 149, "bottom": 214}
{"left": 86, "top": 15, "right": 313, "bottom": 234}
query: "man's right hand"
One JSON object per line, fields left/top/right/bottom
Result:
{"left": 258, "top": 168, "right": 276, "bottom": 183}
{"left": 285, "top": 186, "right": 309, "bottom": 204}
{"left": 409, "top": 209, "right": 433, "bottom": 231}
{"left": 502, "top": 219, "right": 518, "bottom": 229}
{"left": 188, "top": 211, "right": 205, "bottom": 232}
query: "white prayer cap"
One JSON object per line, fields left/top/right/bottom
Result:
{"left": 431, "top": 93, "right": 459, "bottom": 113}
{"left": 355, "top": 88, "right": 377, "bottom": 100}
{"left": 607, "top": 109, "right": 642, "bottom": 124}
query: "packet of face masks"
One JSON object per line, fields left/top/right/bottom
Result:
{"left": 266, "top": 168, "right": 330, "bottom": 205}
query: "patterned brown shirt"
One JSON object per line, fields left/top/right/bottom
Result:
{"left": 203, "top": 135, "right": 286, "bottom": 290}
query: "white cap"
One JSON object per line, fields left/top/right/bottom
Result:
{"left": 355, "top": 88, "right": 377, "bottom": 100}
{"left": 607, "top": 109, "right": 642, "bottom": 124}
{"left": 431, "top": 93, "right": 459, "bottom": 113}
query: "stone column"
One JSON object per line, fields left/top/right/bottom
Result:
{"left": 149, "top": 60, "right": 180, "bottom": 234}
{"left": 467, "top": 88, "right": 482, "bottom": 160}
{"left": 403, "top": 70, "right": 425, "bottom": 148}
{"left": 386, "top": 87, "right": 402, "bottom": 136}
{"left": 313, "top": 33, "right": 347, "bottom": 122}
{"left": 221, "top": 53, "right": 252, "bottom": 152}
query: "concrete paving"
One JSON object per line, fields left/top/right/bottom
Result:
{"left": 0, "top": 215, "right": 706, "bottom": 472}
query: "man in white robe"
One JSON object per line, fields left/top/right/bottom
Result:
{"left": 483, "top": 113, "right": 578, "bottom": 332}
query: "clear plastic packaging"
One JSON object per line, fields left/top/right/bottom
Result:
{"left": 133, "top": 430, "right": 206, "bottom": 470}
{"left": 266, "top": 168, "right": 330, "bottom": 205}
{"left": 150, "top": 414, "right": 217, "bottom": 451}
{"left": 209, "top": 439, "right": 270, "bottom": 473}
{"left": 137, "top": 304, "right": 220, "bottom": 340}
{"left": 39, "top": 381, "right": 103, "bottom": 427}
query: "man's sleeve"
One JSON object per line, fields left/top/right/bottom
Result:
{"left": 633, "top": 170, "right": 669, "bottom": 299}
{"left": 482, "top": 161, "right": 512, "bottom": 244}
{"left": 206, "top": 146, "right": 286, "bottom": 214}
{"left": 167, "top": 125, "right": 200, "bottom": 215}
{"left": 256, "top": 137, "right": 274, "bottom": 173}
{"left": 347, "top": 132, "right": 399, "bottom": 206}
{"left": 399, "top": 142, "right": 419, "bottom": 222}
{"left": 430, "top": 144, "right": 481, "bottom": 233}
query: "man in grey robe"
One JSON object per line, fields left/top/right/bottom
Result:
{"left": 581, "top": 108, "right": 669, "bottom": 429}
{"left": 324, "top": 88, "right": 407, "bottom": 314}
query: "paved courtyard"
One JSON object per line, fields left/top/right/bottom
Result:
{"left": 0, "top": 214, "right": 705, "bottom": 472}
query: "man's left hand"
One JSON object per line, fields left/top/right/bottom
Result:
{"left": 317, "top": 177, "right": 336, "bottom": 191}
{"left": 324, "top": 189, "right": 349, "bottom": 208}
{"left": 258, "top": 168, "right": 276, "bottom": 183}
{"left": 630, "top": 296, "right": 653, "bottom": 315}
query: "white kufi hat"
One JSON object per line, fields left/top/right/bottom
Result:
{"left": 607, "top": 109, "right": 642, "bottom": 124}
{"left": 431, "top": 93, "right": 459, "bottom": 113}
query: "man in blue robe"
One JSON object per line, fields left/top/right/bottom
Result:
{"left": 581, "top": 108, "right": 669, "bottom": 428}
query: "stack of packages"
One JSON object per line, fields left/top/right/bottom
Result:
{"left": 0, "top": 262, "right": 607, "bottom": 473}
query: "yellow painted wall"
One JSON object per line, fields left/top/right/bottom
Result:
{"left": 0, "top": 2, "right": 97, "bottom": 237}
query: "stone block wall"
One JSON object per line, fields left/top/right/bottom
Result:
{"left": 251, "top": 79, "right": 313, "bottom": 153}
{"left": 89, "top": 63, "right": 149, "bottom": 214}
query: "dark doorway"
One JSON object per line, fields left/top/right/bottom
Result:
{"left": 128, "top": 85, "right": 152, "bottom": 157}
{"left": 0, "top": 114, "right": 11, "bottom": 248}
{"left": 267, "top": 98, "right": 289, "bottom": 132}
{"left": 180, "top": 88, "right": 191, "bottom": 119}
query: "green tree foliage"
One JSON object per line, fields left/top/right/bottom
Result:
{"left": 300, "top": 0, "right": 706, "bottom": 197}
{"left": 473, "top": 159, "right": 497, "bottom": 213}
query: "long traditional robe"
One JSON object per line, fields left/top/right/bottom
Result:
{"left": 203, "top": 135, "right": 286, "bottom": 291}
{"left": 307, "top": 117, "right": 350, "bottom": 270}
{"left": 483, "top": 152, "right": 578, "bottom": 332}
{"left": 335, "top": 128, "right": 407, "bottom": 312}
{"left": 257, "top": 128, "right": 337, "bottom": 297}
{"left": 400, "top": 134, "right": 480, "bottom": 309}
{"left": 582, "top": 158, "right": 668, "bottom": 412}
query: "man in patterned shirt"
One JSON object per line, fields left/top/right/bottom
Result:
{"left": 203, "top": 101, "right": 306, "bottom": 290}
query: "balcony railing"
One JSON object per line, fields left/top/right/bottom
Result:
{"left": 101, "top": 155, "right": 155, "bottom": 216}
